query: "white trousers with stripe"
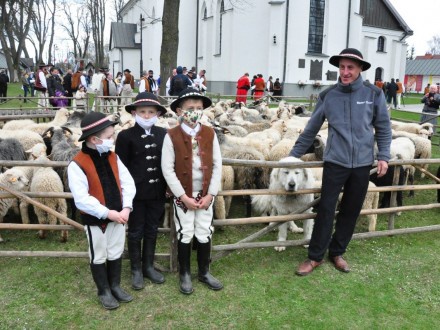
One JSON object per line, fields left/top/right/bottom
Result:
{"left": 173, "top": 192, "right": 214, "bottom": 244}
{"left": 85, "top": 222, "right": 125, "bottom": 264}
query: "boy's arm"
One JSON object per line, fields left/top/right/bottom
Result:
{"left": 67, "top": 162, "right": 111, "bottom": 219}
{"left": 116, "top": 156, "right": 136, "bottom": 210}
{"left": 208, "top": 133, "right": 222, "bottom": 196}
{"left": 161, "top": 134, "right": 185, "bottom": 197}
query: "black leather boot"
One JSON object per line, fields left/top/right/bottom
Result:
{"left": 107, "top": 258, "right": 133, "bottom": 303}
{"left": 142, "top": 238, "right": 165, "bottom": 284}
{"left": 178, "top": 242, "right": 193, "bottom": 295}
{"left": 128, "top": 240, "right": 144, "bottom": 290}
{"left": 197, "top": 241, "right": 223, "bottom": 291}
{"left": 90, "top": 263, "right": 119, "bottom": 310}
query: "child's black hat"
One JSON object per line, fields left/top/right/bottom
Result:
{"left": 125, "top": 92, "right": 167, "bottom": 116}
{"left": 170, "top": 88, "right": 212, "bottom": 112}
{"left": 78, "top": 112, "right": 118, "bottom": 141}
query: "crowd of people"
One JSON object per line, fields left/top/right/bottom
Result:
{"left": 234, "top": 72, "right": 283, "bottom": 107}
{"left": 374, "top": 77, "right": 405, "bottom": 109}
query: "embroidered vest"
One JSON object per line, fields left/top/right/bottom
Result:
{"left": 167, "top": 125, "right": 214, "bottom": 197}
{"left": 72, "top": 151, "right": 122, "bottom": 225}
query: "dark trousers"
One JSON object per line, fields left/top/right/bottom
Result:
{"left": 0, "top": 85, "right": 7, "bottom": 100}
{"left": 308, "top": 162, "right": 371, "bottom": 261}
{"left": 127, "top": 199, "right": 165, "bottom": 241}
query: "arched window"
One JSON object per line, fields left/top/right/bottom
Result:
{"left": 203, "top": 6, "right": 207, "bottom": 19}
{"left": 215, "top": 0, "right": 224, "bottom": 55}
{"left": 307, "top": 0, "right": 325, "bottom": 54}
{"left": 375, "top": 67, "right": 383, "bottom": 81}
{"left": 377, "top": 36, "right": 385, "bottom": 52}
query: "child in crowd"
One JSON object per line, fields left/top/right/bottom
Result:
{"left": 67, "top": 112, "right": 136, "bottom": 310}
{"left": 75, "top": 84, "right": 87, "bottom": 110}
{"left": 161, "top": 88, "right": 223, "bottom": 295}
{"left": 115, "top": 92, "right": 168, "bottom": 290}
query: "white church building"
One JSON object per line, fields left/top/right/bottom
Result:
{"left": 109, "top": 0, "right": 412, "bottom": 96}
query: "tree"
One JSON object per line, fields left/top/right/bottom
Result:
{"left": 406, "top": 45, "right": 415, "bottom": 60}
{"left": 159, "top": 0, "right": 180, "bottom": 96}
{"left": 29, "top": 0, "right": 57, "bottom": 65}
{"left": 60, "top": 0, "right": 91, "bottom": 60}
{"left": 0, "top": 0, "right": 34, "bottom": 81}
{"left": 427, "top": 35, "right": 440, "bottom": 55}
{"left": 86, "top": 0, "right": 106, "bottom": 68}
{"left": 113, "top": 0, "right": 127, "bottom": 21}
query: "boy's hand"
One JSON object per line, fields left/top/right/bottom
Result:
{"left": 180, "top": 194, "right": 199, "bottom": 210}
{"left": 197, "top": 194, "right": 213, "bottom": 210}
{"left": 107, "top": 210, "right": 128, "bottom": 224}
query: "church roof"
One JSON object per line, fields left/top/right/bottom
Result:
{"left": 109, "top": 22, "right": 141, "bottom": 49}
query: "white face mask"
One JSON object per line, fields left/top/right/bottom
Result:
{"left": 95, "top": 138, "right": 114, "bottom": 154}
{"left": 135, "top": 114, "right": 158, "bottom": 130}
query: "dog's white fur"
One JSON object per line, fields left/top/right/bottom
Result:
{"left": 252, "top": 156, "right": 315, "bottom": 251}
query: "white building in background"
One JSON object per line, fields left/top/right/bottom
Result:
{"left": 109, "top": 0, "right": 412, "bottom": 96}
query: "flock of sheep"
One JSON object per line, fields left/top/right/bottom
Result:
{"left": 0, "top": 100, "right": 435, "bottom": 244}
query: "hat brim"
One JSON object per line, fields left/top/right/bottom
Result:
{"left": 170, "top": 94, "right": 212, "bottom": 112}
{"left": 78, "top": 119, "right": 118, "bottom": 141}
{"left": 125, "top": 101, "right": 167, "bottom": 116}
{"left": 329, "top": 55, "right": 371, "bottom": 71}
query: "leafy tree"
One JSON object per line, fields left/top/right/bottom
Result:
{"left": 427, "top": 35, "right": 440, "bottom": 55}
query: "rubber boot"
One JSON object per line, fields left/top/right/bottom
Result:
{"left": 142, "top": 238, "right": 165, "bottom": 284}
{"left": 107, "top": 258, "right": 133, "bottom": 303}
{"left": 197, "top": 241, "right": 223, "bottom": 291}
{"left": 178, "top": 242, "right": 194, "bottom": 295}
{"left": 128, "top": 240, "right": 144, "bottom": 290}
{"left": 90, "top": 263, "right": 119, "bottom": 310}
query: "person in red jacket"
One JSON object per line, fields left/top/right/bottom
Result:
{"left": 235, "top": 72, "right": 250, "bottom": 108}
{"left": 253, "top": 74, "right": 265, "bottom": 102}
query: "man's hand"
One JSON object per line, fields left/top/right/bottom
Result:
{"left": 120, "top": 208, "right": 131, "bottom": 222}
{"left": 377, "top": 160, "right": 389, "bottom": 178}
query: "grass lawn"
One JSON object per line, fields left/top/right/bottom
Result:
{"left": 1, "top": 85, "right": 439, "bottom": 329}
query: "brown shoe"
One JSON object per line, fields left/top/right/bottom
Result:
{"left": 295, "top": 259, "right": 324, "bottom": 276}
{"left": 330, "top": 255, "right": 350, "bottom": 273}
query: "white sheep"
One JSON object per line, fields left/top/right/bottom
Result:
{"left": 0, "top": 168, "right": 29, "bottom": 242}
{"left": 391, "top": 120, "right": 434, "bottom": 137}
{"left": 3, "top": 108, "right": 70, "bottom": 135}
{"left": 30, "top": 156, "right": 68, "bottom": 242}
{"left": 410, "top": 136, "right": 432, "bottom": 178}
{"left": 0, "top": 129, "right": 45, "bottom": 151}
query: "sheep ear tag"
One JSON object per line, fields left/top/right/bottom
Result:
{"left": 9, "top": 176, "right": 17, "bottom": 182}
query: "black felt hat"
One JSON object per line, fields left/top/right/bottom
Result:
{"left": 78, "top": 112, "right": 118, "bottom": 141}
{"left": 125, "top": 92, "right": 167, "bottom": 116}
{"left": 329, "top": 48, "right": 371, "bottom": 71}
{"left": 170, "top": 88, "right": 212, "bottom": 112}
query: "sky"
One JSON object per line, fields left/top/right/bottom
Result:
{"left": 388, "top": 0, "right": 439, "bottom": 55}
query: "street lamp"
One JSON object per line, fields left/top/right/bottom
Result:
{"left": 140, "top": 14, "right": 145, "bottom": 77}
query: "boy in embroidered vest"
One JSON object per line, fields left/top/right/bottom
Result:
{"left": 115, "top": 92, "right": 167, "bottom": 290}
{"left": 162, "top": 88, "right": 223, "bottom": 294}
{"left": 67, "top": 112, "right": 136, "bottom": 310}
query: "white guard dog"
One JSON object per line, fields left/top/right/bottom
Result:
{"left": 252, "top": 156, "right": 315, "bottom": 251}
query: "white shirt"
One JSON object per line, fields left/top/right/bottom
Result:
{"left": 80, "top": 75, "right": 88, "bottom": 88}
{"left": 39, "top": 71, "right": 47, "bottom": 88}
{"left": 139, "top": 78, "right": 147, "bottom": 93}
{"left": 161, "top": 123, "right": 222, "bottom": 198}
{"left": 67, "top": 154, "right": 136, "bottom": 220}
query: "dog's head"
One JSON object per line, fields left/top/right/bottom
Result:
{"left": 271, "top": 156, "right": 314, "bottom": 191}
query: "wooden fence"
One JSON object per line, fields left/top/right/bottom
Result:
{"left": 1, "top": 158, "right": 439, "bottom": 272}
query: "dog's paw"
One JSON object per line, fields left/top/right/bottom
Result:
{"left": 290, "top": 227, "right": 304, "bottom": 233}
{"left": 274, "top": 246, "right": 286, "bottom": 252}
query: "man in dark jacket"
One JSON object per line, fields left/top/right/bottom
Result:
{"left": 0, "top": 69, "right": 10, "bottom": 102}
{"left": 386, "top": 78, "right": 398, "bottom": 109}
{"left": 291, "top": 48, "right": 391, "bottom": 276}
{"left": 169, "top": 66, "right": 192, "bottom": 96}
{"left": 63, "top": 69, "right": 73, "bottom": 106}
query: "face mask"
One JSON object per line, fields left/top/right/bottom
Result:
{"left": 95, "top": 138, "right": 114, "bottom": 154}
{"left": 181, "top": 109, "right": 203, "bottom": 125}
{"left": 135, "top": 114, "right": 158, "bottom": 130}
